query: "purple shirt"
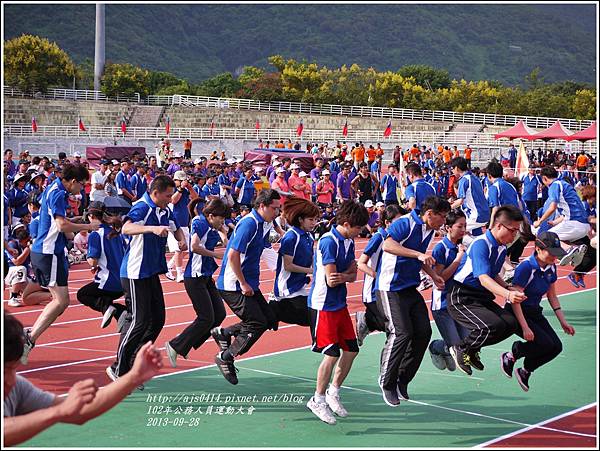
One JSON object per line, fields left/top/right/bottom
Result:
{"left": 7, "top": 160, "right": 17, "bottom": 177}
{"left": 167, "top": 163, "right": 181, "bottom": 176}
{"left": 337, "top": 173, "right": 353, "bottom": 199}
{"left": 368, "top": 211, "right": 379, "bottom": 228}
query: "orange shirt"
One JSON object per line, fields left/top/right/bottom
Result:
{"left": 443, "top": 149, "right": 452, "bottom": 163}
{"left": 352, "top": 146, "right": 365, "bottom": 162}
{"left": 366, "top": 148, "right": 377, "bottom": 162}
{"left": 437, "top": 145, "right": 444, "bottom": 154}
{"left": 465, "top": 147, "right": 472, "bottom": 159}
{"left": 453, "top": 149, "right": 460, "bottom": 158}
{"left": 410, "top": 147, "right": 420, "bottom": 158}
{"left": 403, "top": 152, "right": 409, "bottom": 162}
{"left": 576, "top": 154, "right": 589, "bottom": 167}
{"left": 376, "top": 147, "right": 384, "bottom": 157}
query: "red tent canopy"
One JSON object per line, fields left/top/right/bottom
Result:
{"left": 494, "top": 120, "right": 536, "bottom": 140}
{"left": 566, "top": 121, "right": 596, "bottom": 142}
{"left": 530, "top": 121, "right": 574, "bottom": 141}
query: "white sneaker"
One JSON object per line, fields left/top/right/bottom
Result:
{"left": 165, "top": 270, "right": 176, "bottom": 281}
{"left": 326, "top": 389, "right": 348, "bottom": 417}
{"left": 20, "top": 330, "right": 35, "bottom": 365}
{"left": 8, "top": 297, "right": 24, "bottom": 307}
{"left": 571, "top": 245, "right": 587, "bottom": 268}
{"left": 105, "top": 366, "right": 118, "bottom": 382}
{"left": 307, "top": 396, "right": 337, "bottom": 425}
{"left": 100, "top": 305, "right": 117, "bottom": 329}
{"left": 165, "top": 341, "right": 178, "bottom": 368}
{"left": 176, "top": 272, "right": 184, "bottom": 283}
{"left": 559, "top": 246, "right": 579, "bottom": 266}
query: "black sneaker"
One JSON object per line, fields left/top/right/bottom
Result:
{"left": 449, "top": 346, "right": 472, "bottom": 376}
{"left": 515, "top": 367, "right": 530, "bottom": 392}
{"left": 468, "top": 350, "right": 485, "bottom": 371}
{"left": 500, "top": 352, "right": 515, "bottom": 378}
{"left": 214, "top": 352, "right": 238, "bottom": 385}
{"left": 396, "top": 381, "right": 410, "bottom": 401}
{"left": 380, "top": 384, "right": 400, "bottom": 407}
{"left": 211, "top": 327, "right": 231, "bottom": 352}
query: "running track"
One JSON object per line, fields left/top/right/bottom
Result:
{"left": 5, "top": 237, "right": 597, "bottom": 447}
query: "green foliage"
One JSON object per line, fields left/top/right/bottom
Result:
{"left": 101, "top": 62, "right": 150, "bottom": 97}
{"left": 195, "top": 72, "right": 242, "bottom": 97}
{"left": 4, "top": 34, "right": 76, "bottom": 93}
{"left": 397, "top": 65, "right": 451, "bottom": 90}
{"left": 75, "top": 58, "right": 95, "bottom": 90}
{"left": 237, "top": 72, "right": 283, "bottom": 101}
{"left": 149, "top": 71, "right": 186, "bottom": 94}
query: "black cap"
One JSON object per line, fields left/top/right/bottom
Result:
{"left": 535, "top": 232, "right": 567, "bottom": 258}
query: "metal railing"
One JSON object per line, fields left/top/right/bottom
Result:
{"left": 5, "top": 85, "right": 594, "bottom": 130}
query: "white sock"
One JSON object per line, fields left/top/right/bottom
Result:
{"left": 315, "top": 392, "right": 326, "bottom": 404}
{"left": 176, "top": 267, "right": 184, "bottom": 276}
{"left": 327, "top": 384, "right": 339, "bottom": 397}
{"left": 167, "top": 256, "right": 175, "bottom": 270}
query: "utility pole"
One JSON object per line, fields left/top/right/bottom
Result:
{"left": 94, "top": 3, "right": 105, "bottom": 95}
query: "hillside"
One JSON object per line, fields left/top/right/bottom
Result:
{"left": 3, "top": 3, "right": 597, "bottom": 86}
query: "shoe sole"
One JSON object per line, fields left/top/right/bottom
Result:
{"left": 500, "top": 354, "right": 513, "bottom": 378}
{"left": 380, "top": 385, "right": 400, "bottom": 407}
{"left": 449, "top": 348, "right": 472, "bottom": 376}
{"left": 306, "top": 403, "right": 337, "bottom": 425}
{"left": 100, "top": 306, "right": 116, "bottom": 329}
{"left": 571, "top": 246, "right": 587, "bottom": 267}
{"left": 165, "top": 341, "right": 178, "bottom": 368}
{"left": 515, "top": 369, "right": 529, "bottom": 392}
{"left": 105, "top": 366, "right": 118, "bottom": 382}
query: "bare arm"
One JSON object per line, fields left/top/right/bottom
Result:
{"left": 509, "top": 286, "right": 533, "bottom": 340}
{"left": 283, "top": 254, "right": 312, "bottom": 274}
{"left": 546, "top": 283, "right": 575, "bottom": 335}
{"left": 12, "top": 246, "right": 31, "bottom": 266}
{"left": 191, "top": 233, "right": 223, "bottom": 259}
{"left": 480, "top": 274, "right": 526, "bottom": 303}
{"left": 55, "top": 216, "right": 99, "bottom": 234}
{"left": 451, "top": 198, "right": 463, "bottom": 209}
{"left": 383, "top": 237, "right": 434, "bottom": 266}
{"left": 122, "top": 221, "right": 168, "bottom": 237}
{"left": 536, "top": 201, "right": 557, "bottom": 225}
{"left": 357, "top": 253, "right": 376, "bottom": 278}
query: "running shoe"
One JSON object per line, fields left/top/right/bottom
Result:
{"left": 570, "top": 245, "right": 587, "bottom": 268}
{"left": 396, "top": 381, "right": 410, "bottom": 401}
{"left": 325, "top": 389, "right": 348, "bottom": 417}
{"left": 444, "top": 353, "right": 457, "bottom": 372}
{"left": 567, "top": 273, "right": 580, "bottom": 289}
{"left": 380, "top": 383, "right": 401, "bottom": 407}
{"left": 428, "top": 341, "right": 447, "bottom": 370}
{"left": 8, "top": 296, "right": 24, "bottom": 307}
{"left": 449, "top": 346, "right": 472, "bottom": 376}
{"left": 214, "top": 352, "right": 238, "bottom": 385}
{"left": 500, "top": 352, "right": 515, "bottom": 378}
{"left": 355, "top": 311, "right": 370, "bottom": 347}
{"left": 515, "top": 367, "right": 531, "bottom": 392}
{"left": 101, "top": 305, "right": 117, "bottom": 329}
{"left": 20, "top": 330, "right": 35, "bottom": 365}
{"left": 468, "top": 350, "right": 485, "bottom": 371}
{"left": 307, "top": 396, "right": 336, "bottom": 425}
{"left": 210, "top": 327, "right": 231, "bottom": 352}
{"left": 164, "top": 270, "right": 176, "bottom": 281}
{"left": 577, "top": 275, "right": 586, "bottom": 289}
{"left": 559, "top": 245, "right": 579, "bottom": 266}
{"left": 165, "top": 341, "right": 178, "bottom": 368}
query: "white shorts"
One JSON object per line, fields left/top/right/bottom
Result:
{"left": 5, "top": 265, "right": 28, "bottom": 286}
{"left": 466, "top": 217, "right": 487, "bottom": 234}
{"left": 167, "top": 226, "right": 190, "bottom": 253}
{"left": 549, "top": 220, "right": 591, "bottom": 243}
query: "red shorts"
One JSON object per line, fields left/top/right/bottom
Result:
{"left": 310, "top": 307, "right": 359, "bottom": 357}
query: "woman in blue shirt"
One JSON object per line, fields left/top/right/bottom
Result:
{"left": 76, "top": 202, "right": 127, "bottom": 329}
{"left": 355, "top": 204, "right": 403, "bottom": 346}
{"left": 428, "top": 209, "right": 470, "bottom": 371}
{"left": 500, "top": 231, "right": 575, "bottom": 392}
{"left": 269, "top": 197, "right": 321, "bottom": 328}
{"left": 165, "top": 198, "right": 230, "bottom": 367}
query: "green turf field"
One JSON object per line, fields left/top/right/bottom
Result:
{"left": 23, "top": 290, "right": 597, "bottom": 448}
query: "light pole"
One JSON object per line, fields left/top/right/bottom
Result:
{"left": 94, "top": 3, "right": 105, "bottom": 96}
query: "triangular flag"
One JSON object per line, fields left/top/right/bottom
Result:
{"left": 210, "top": 116, "right": 215, "bottom": 136}
{"left": 165, "top": 115, "right": 171, "bottom": 135}
{"left": 383, "top": 120, "right": 392, "bottom": 137}
{"left": 32, "top": 116, "right": 38, "bottom": 133}
{"left": 296, "top": 118, "right": 304, "bottom": 137}
{"left": 255, "top": 119, "right": 261, "bottom": 130}
{"left": 342, "top": 119, "right": 348, "bottom": 137}
{"left": 120, "top": 116, "right": 127, "bottom": 134}
{"left": 78, "top": 117, "right": 86, "bottom": 132}
{"left": 515, "top": 140, "right": 530, "bottom": 179}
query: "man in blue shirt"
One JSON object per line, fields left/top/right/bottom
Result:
{"left": 380, "top": 164, "right": 399, "bottom": 206}
{"left": 376, "top": 196, "right": 449, "bottom": 406}
{"left": 234, "top": 166, "right": 256, "bottom": 208}
{"left": 450, "top": 157, "right": 490, "bottom": 244}
{"left": 448, "top": 205, "right": 527, "bottom": 375}
{"left": 115, "top": 159, "right": 135, "bottom": 205}
{"left": 21, "top": 164, "right": 101, "bottom": 365}
{"left": 485, "top": 161, "right": 521, "bottom": 229}
{"left": 212, "top": 189, "right": 281, "bottom": 385}
{"left": 129, "top": 163, "right": 148, "bottom": 201}
{"left": 108, "top": 175, "right": 187, "bottom": 380}
{"left": 521, "top": 167, "right": 541, "bottom": 221}
{"left": 508, "top": 144, "right": 517, "bottom": 169}
{"left": 405, "top": 163, "right": 436, "bottom": 215}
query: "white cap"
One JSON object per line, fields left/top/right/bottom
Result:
{"left": 73, "top": 151, "right": 82, "bottom": 158}
{"left": 275, "top": 166, "right": 286, "bottom": 173}
{"left": 290, "top": 163, "right": 300, "bottom": 170}
{"left": 193, "top": 158, "right": 202, "bottom": 164}
{"left": 272, "top": 160, "right": 282, "bottom": 167}
{"left": 375, "top": 201, "right": 384, "bottom": 207}
{"left": 174, "top": 151, "right": 183, "bottom": 158}
{"left": 299, "top": 171, "right": 308, "bottom": 177}
{"left": 226, "top": 158, "right": 236, "bottom": 164}
{"left": 322, "top": 169, "right": 330, "bottom": 175}
{"left": 364, "top": 200, "right": 374, "bottom": 208}
{"left": 111, "top": 159, "right": 119, "bottom": 165}
{"left": 173, "top": 170, "right": 187, "bottom": 181}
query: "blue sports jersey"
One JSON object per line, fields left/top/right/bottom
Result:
{"left": 377, "top": 210, "right": 435, "bottom": 292}
{"left": 405, "top": 179, "right": 436, "bottom": 214}
{"left": 431, "top": 237, "right": 459, "bottom": 310}
{"left": 454, "top": 230, "right": 506, "bottom": 292}
{"left": 87, "top": 224, "right": 126, "bottom": 292}
{"left": 380, "top": 174, "right": 398, "bottom": 202}
{"left": 217, "top": 209, "right": 271, "bottom": 291}
{"left": 308, "top": 226, "right": 355, "bottom": 311}
{"left": 7, "top": 188, "right": 29, "bottom": 218}
{"left": 487, "top": 178, "right": 520, "bottom": 208}
{"left": 547, "top": 179, "right": 588, "bottom": 223}
{"left": 236, "top": 177, "right": 255, "bottom": 205}
{"left": 457, "top": 172, "right": 490, "bottom": 223}
{"left": 115, "top": 170, "right": 131, "bottom": 196}
{"left": 120, "top": 193, "right": 179, "bottom": 279}
{"left": 202, "top": 182, "right": 220, "bottom": 198}
{"left": 521, "top": 174, "right": 541, "bottom": 202}
{"left": 129, "top": 173, "right": 148, "bottom": 199}
{"left": 31, "top": 178, "right": 68, "bottom": 255}
{"left": 184, "top": 214, "right": 222, "bottom": 278}
{"left": 512, "top": 254, "right": 557, "bottom": 308}
{"left": 361, "top": 227, "right": 388, "bottom": 304}
{"left": 274, "top": 226, "right": 314, "bottom": 299}
{"left": 170, "top": 188, "right": 191, "bottom": 228}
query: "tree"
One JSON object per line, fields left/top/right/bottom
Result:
{"left": 195, "top": 72, "right": 242, "bottom": 97}
{"left": 237, "top": 72, "right": 283, "bottom": 101}
{"left": 397, "top": 65, "right": 451, "bottom": 90}
{"left": 100, "top": 62, "right": 151, "bottom": 97}
{"left": 149, "top": 70, "right": 186, "bottom": 94}
{"left": 237, "top": 66, "right": 265, "bottom": 86}
{"left": 4, "top": 34, "right": 76, "bottom": 93}
{"left": 75, "top": 58, "right": 95, "bottom": 90}
{"left": 570, "top": 89, "right": 596, "bottom": 120}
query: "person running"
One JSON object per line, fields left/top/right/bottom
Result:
{"left": 428, "top": 209, "right": 470, "bottom": 372}
{"left": 306, "top": 200, "right": 369, "bottom": 425}
{"left": 450, "top": 157, "right": 490, "bottom": 245}
{"left": 212, "top": 189, "right": 281, "bottom": 385}
{"left": 75, "top": 201, "right": 126, "bottom": 329}
{"left": 567, "top": 185, "right": 596, "bottom": 288}
{"left": 355, "top": 204, "right": 403, "bottom": 347}
{"left": 107, "top": 175, "right": 187, "bottom": 382}
{"left": 448, "top": 205, "right": 527, "bottom": 375}
{"left": 500, "top": 232, "right": 575, "bottom": 391}
{"left": 269, "top": 197, "right": 320, "bottom": 328}
{"left": 165, "top": 198, "right": 230, "bottom": 367}
{"left": 376, "top": 195, "right": 449, "bottom": 406}
{"left": 21, "top": 164, "right": 100, "bottom": 364}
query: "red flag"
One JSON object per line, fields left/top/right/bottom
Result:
{"left": 255, "top": 119, "right": 260, "bottom": 130}
{"left": 120, "top": 116, "right": 127, "bottom": 134}
{"left": 296, "top": 118, "right": 304, "bottom": 137}
{"left": 165, "top": 115, "right": 171, "bottom": 135}
{"left": 383, "top": 120, "right": 392, "bottom": 137}
{"left": 210, "top": 116, "right": 215, "bottom": 136}
{"left": 78, "top": 117, "right": 86, "bottom": 132}
{"left": 32, "top": 116, "right": 38, "bottom": 133}
{"left": 342, "top": 119, "right": 348, "bottom": 137}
